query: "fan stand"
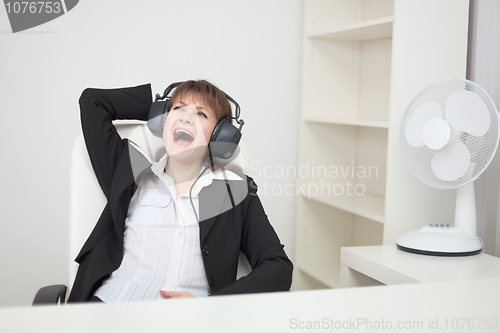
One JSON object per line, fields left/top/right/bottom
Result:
{"left": 397, "top": 182, "right": 483, "bottom": 257}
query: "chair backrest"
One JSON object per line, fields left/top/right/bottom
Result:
{"left": 68, "top": 121, "right": 250, "bottom": 292}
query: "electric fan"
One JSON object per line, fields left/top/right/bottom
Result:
{"left": 398, "top": 78, "right": 500, "bottom": 256}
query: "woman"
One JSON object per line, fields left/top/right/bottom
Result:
{"left": 68, "top": 80, "right": 293, "bottom": 302}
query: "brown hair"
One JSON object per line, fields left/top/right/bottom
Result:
{"left": 169, "top": 80, "right": 232, "bottom": 123}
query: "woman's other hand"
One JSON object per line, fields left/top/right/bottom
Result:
{"left": 159, "top": 291, "right": 196, "bottom": 299}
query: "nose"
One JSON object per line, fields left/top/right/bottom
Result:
{"left": 179, "top": 105, "right": 197, "bottom": 124}
{"left": 180, "top": 112, "right": 192, "bottom": 124}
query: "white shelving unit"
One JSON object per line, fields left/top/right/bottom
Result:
{"left": 293, "top": 0, "right": 470, "bottom": 291}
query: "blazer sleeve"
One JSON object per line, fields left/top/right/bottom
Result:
{"left": 210, "top": 179, "right": 294, "bottom": 295}
{"left": 79, "top": 84, "right": 152, "bottom": 198}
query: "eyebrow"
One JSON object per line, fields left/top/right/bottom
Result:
{"left": 176, "top": 100, "right": 212, "bottom": 113}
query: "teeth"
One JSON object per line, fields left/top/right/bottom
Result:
{"left": 174, "top": 129, "right": 193, "bottom": 138}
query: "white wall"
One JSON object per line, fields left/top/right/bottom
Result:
{"left": 0, "top": 0, "right": 303, "bottom": 307}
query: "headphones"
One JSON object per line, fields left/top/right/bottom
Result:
{"left": 148, "top": 81, "right": 244, "bottom": 160}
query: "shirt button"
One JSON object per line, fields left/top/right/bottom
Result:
{"left": 172, "top": 283, "right": 177, "bottom": 288}
{"left": 178, "top": 232, "right": 183, "bottom": 237}
{"left": 175, "top": 257, "right": 180, "bottom": 262}
{"left": 202, "top": 245, "right": 209, "bottom": 255}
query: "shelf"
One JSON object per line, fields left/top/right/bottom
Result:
{"left": 303, "top": 115, "right": 389, "bottom": 128}
{"left": 298, "top": 261, "right": 341, "bottom": 288}
{"left": 308, "top": 16, "right": 394, "bottom": 41}
{"left": 303, "top": 191, "right": 385, "bottom": 224}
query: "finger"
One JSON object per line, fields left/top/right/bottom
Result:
{"left": 159, "top": 291, "right": 183, "bottom": 298}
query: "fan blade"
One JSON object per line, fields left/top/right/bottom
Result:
{"left": 431, "top": 139, "right": 471, "bottom": 181}
{"left": 405, "top": 102, "right": 442, "bottom": 147}
{"left": 445, "top": 90, "right": 490, "bottom": 136}
{"left": 422, "top": 118, "right": 451, "bottom": 150}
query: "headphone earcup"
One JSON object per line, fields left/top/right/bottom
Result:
{"left": 209, "top": 118, "right": 242, "bottom": 159}
{"left": 147, "top": 99, "right": 169, "bottom": 138}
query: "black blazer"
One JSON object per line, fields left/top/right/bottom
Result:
{"left": 67, "top": 84, "right": 293, "bottom": 302}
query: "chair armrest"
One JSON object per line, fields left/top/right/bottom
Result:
{"left": 32, "top": 285, "right": 67, "bottom": 305}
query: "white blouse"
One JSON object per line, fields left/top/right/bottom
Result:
{"left": 94, "top": 154, "right": 242, "bottom": 302}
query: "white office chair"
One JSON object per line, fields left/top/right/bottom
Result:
{"left": 33, "top": 121, "right": 251, "bottom": 304}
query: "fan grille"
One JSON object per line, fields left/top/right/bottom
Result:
{"left": 400, "top": 78, "right": 499, "bottom": 189}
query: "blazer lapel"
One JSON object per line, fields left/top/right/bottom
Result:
{"left": 198, "top": 180, "right": 232, "bottom": 244}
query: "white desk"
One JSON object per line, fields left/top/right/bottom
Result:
{"left": 1, "top": 278, "right": 499, "bottom": 333}
{"left": 341, "top": 245, "right": 500, "bottom": 287}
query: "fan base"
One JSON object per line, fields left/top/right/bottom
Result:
{"left": 396, "top": 225, "right": 482, "bottom": 257}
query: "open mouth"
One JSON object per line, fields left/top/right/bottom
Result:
{"left": 173, "top": 128, "right": 194, "bottom": 146}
